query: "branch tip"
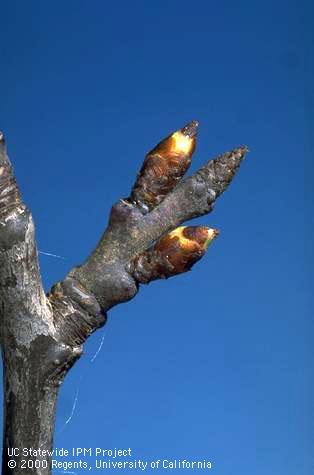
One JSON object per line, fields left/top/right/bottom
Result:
{"left": 234, "top": 145, "right": 249, "bottom": 158}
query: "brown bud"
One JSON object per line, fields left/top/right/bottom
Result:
{"left": 130, "top": 121, "right": 198, "bottom": 213}
{"left": 131, "top": 225, "right": 219, "bottom": 283}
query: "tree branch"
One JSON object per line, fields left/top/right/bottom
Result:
{"left": 0, "top": 122, "right": 247, "bottom": 474}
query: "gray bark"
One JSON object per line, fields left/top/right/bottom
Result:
{"left": 0, "top": 128, "right": 247, "bottom": 474}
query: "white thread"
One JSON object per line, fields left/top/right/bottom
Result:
{"left": 90, "top": 332, "right": 106, "bottom": 362}
{"left": 38, "top": 250, "right": 66, "bottom": 260}
{"left": 62, "top": 386, "right": 80, "bottom": 429}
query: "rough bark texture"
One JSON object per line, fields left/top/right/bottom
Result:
{"left": 0, "top": 125, "right": 247, "bottom": 474}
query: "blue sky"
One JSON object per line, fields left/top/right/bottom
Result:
{"left": 0, "top": 0, "right": 313, "bottom": 474}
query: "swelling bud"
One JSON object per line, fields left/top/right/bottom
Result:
{"left": 130, "top": 121, "right": 198, "bottom": 212}
{"left": 130, "top": 225, "right": 219, "bottom": 283}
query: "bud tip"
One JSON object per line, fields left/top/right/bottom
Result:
{"left": 203, "top": 228, "right": 220, "bottom": 249}
{"left": 167, "top": 120, "right": 199, "bottom": 156}
{"left": 168, "top": 225, "right": 219, "bottom": 251}
{"left": 181, "top": 120, "right": 199, "bottom": 138}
